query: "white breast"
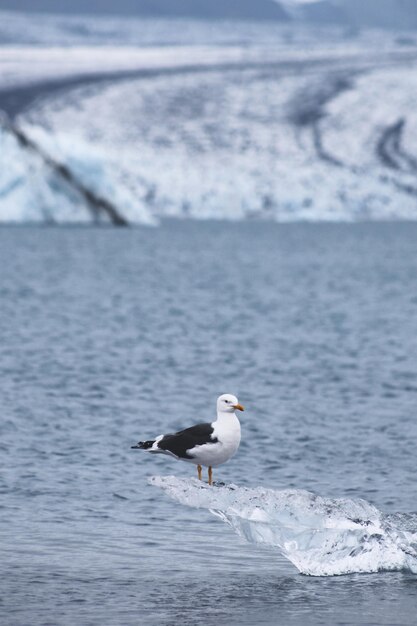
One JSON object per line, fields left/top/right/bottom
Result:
{"left": 187, "top": 413, "right": 241, "bottom": 467}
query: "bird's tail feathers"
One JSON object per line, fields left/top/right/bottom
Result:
{"left": 131, "top": 440, "right": 154, "bottom": 450}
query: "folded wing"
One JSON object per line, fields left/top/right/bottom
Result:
{"left": 157, "top": 422, "right": 218, "bottom": 459}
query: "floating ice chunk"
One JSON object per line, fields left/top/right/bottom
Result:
{"left": 150, "top": 476, "right": 417, "bottom": 577}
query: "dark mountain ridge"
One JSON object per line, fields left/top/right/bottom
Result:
{"left": 0, "top": 0, "right": 289, "bottom": 20}
{"left": 297, "top": 0, "right": 417, "bottom": 30}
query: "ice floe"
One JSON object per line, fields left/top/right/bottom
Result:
{"left": 150, "top": 476, "right": 417, "bottom": 577}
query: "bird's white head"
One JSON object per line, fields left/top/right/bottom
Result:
{"left": 217, "top": 393, "right": 245, "bottom": 414}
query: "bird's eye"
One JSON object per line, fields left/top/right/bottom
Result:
{"left": 225, "top": 400, "right": 229, "bottom": 403}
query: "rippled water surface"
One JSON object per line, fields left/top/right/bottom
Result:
{"left": 1, "top": 222, "right": 417, "bottom": 625}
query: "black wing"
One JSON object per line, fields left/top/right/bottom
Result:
{"left": 158, "top": 422, "right": 218, "bottom": 459}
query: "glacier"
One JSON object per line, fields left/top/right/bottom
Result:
{"left": 1, "top": 11, "right": 417, "bottom": 225}
{"left": 150, "top": 476, "right": 417, "bottom": 577}
{"left": 2, "top": 55, "right": 417, "bottom": 225}
{"left": 0, "top": 120, "right": 154, "bottom": 225}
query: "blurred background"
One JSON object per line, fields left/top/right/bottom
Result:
{"left": 1, "top": 3, "right": 417, "bottom": 626}
{"left": 1, "top": 0, "right": 417, "bottom": 223}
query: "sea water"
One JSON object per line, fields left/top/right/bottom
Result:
{"left": 1, "top": 222, "right": 417, "bottom": 625}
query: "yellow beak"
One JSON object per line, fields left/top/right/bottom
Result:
{"left": 233, "top": 404, "right": 245, "bottom": 411}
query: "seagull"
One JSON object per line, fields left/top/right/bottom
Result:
{"left": 131, "top": 394, "right": 244, "bottom": 485}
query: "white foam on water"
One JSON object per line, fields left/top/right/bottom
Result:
{"left": 150, "top": 476, "right": 417, "bottom": 577}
